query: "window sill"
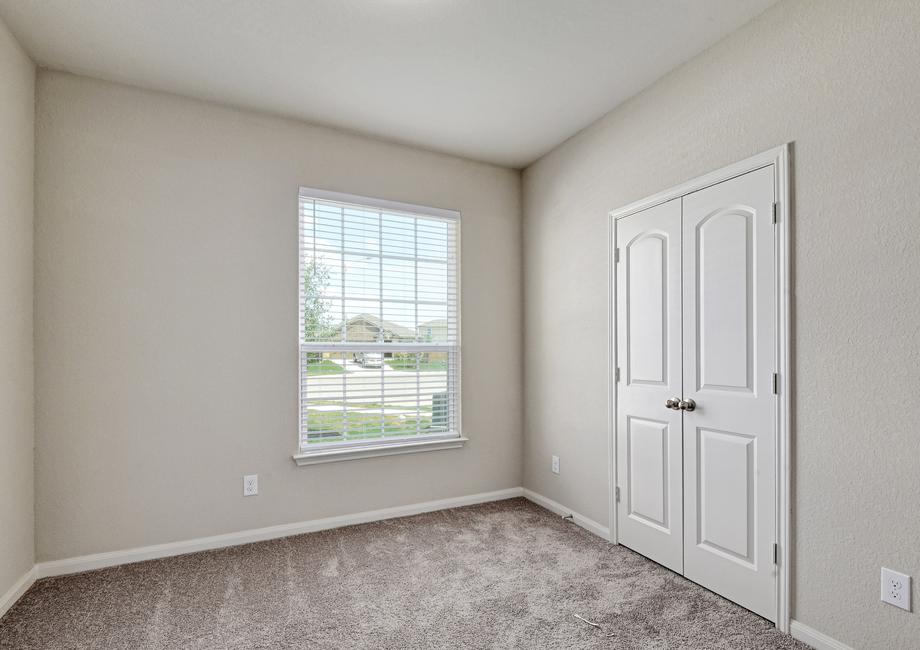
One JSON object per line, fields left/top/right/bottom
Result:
{"left": 292, "top": 436, "right": 468, "bottom": 466}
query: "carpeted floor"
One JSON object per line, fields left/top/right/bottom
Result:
{"left": 0, "top": 498, "right": 808, "bottom": 649}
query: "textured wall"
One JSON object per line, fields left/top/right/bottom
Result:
{"left": 0, "top": 16, "right": 35, "bottom": 601}
{"left": 522, "top": 0, "right": 920, "bottom": 646}
{"left": 34, "top": 73, "right": 522, "bottom": 562}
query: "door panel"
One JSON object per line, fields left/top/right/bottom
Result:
{"left": 696, "top": 427, "right": 755, "bottom": 564}
{"left": 616, "top": 198, "right": 683, "bottom": 573}
{"left": 628, "top": 235, "right": 668, "bottom": 384}
{"left": 682, "top": 165, "right": 776, "bottom": 621}
{"left": 695, "top": 209, "right": 754, "bottom": 392}
{"left": 626, "top": 417, "right": 670, "bottom": 529}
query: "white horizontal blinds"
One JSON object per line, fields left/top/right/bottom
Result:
{"left": 299, "top": 190, "right": 459, "bottom": 451}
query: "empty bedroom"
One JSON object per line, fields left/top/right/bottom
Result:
{"left": 1, "top": 1, "right": 918, "bottom": 648}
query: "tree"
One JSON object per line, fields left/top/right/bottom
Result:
{"left": 302, "top": 260, "right": 333, "bottom": 359}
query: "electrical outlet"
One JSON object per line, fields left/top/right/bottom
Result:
{"left": 551, "top": 455, "right": 560, "bottom": 474}
{"left": 881, "top": 568, "right": 911, "bottom": 611}
{"left": 243, "top": 474, "right": 258, "bottom": 497}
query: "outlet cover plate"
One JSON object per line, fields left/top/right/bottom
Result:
{"left": 551, "top": 455, "right": 560, "bottom": 474}
{"left": 243, "top": 474, "right": 258, "bottom": 497}
{"left": 881, "top": 567, "right": 911, "bottom": 611}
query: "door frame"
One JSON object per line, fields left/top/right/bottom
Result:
{"left": 607, "top": 144, "right": 793, "bottom": 632}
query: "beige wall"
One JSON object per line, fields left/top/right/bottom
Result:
{"left": 34, "top": 73, "right": 522, "bottom": 562}
{"left": 522, "top": 0, "right": 920, "bottom": 647}
{"left": 0, "top": 17, "right": 35, "bottom": 599}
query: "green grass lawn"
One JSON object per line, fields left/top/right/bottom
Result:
{"left": 303, "top": 402, "right": 447, "bottom": 444}
{"left": 304, "top": 359, "right": 347, "bottom": 375}
{"left": 384, "top": 358, "right": 448, "bottom": 372}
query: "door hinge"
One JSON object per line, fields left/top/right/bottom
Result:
{"left": 772, "top": 372, "right": 779, "bottom": 395}
{"left": 772, "top": 202, "right": 778, "bottom": 224}
{"left": 615, "top": 367, "right": 621, "bottom": 382}
{"left": 615, "top": 248, "right": 621, "bottom": 263}
{"left": 773, "top": 543, "right": 778, "bottom": 565}
{"left": 615, "top": 486, "right": 621, "bottom": 503}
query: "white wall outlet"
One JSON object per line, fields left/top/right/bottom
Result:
{"left": 551, "top": 455, "right": 560, "bottom": 474}
{"left": 881, "top": 567, "right": 911, "bottom": 611}
{"left": 243, "top": 474, "right": 258, "bottom": 497}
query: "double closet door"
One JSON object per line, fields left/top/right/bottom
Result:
{"left": 615, "top": 165, "right": 777, "bottom": 621}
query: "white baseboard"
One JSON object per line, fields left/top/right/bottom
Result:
{"left": 790, "top": 620, "right": 853, "bottom": 650}
{"left": 32, "top": 487, "right": 614, "bottom": 582}
{"left": 522, "top": 488, "right": 610, "bottom": 540}
{"left": 0, "top": 567, "right": 36, "bottom": 620}
{"left": 35, "top": 487, "right": 524, "bottom": 579}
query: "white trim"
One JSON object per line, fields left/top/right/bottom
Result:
{"left": 522, "top": 489, "right": 610, "bottom": 540}
{"left": 298, "top": 429, "right": 459, "bottom": 453}
{"left": 34, "top": 487, "right": 522, "bottom": 579}
{"left": 607, "top": 192, "right": 618, "bottom": 545}
{"left": 790, "top": 620, "right": 853, "bottom": 650}
{"left": 294, "top": 435, "right": 468, "bottom": 465}
{"left": 299, "top": 186, "right": 460, "bottom": 222}
{"left": 608, "top": 146, "right": 787, "bottom": 222}
{"left": 0, "top": 566, "right": 36, "bottom": 620}
{"left": 607, "top": 144, "right": 793, "bottom": 632}
{"left": 775, "top": 144, "right": 793, "bottom": 634}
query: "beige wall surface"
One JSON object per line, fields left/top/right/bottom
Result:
{"left": 522, "top": 0, "right": 920, "bottom": 646}
{"left": 34, "top": 73, "right": 522, "bottom": 562}
{"left": 0, "top": 17, "right": 35, "bottom": 598}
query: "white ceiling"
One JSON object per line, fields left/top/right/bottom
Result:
{"left": 0, "top": 0, "right": 777, "bottom": 167}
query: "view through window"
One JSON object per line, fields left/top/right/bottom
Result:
{"left": 299, "top": 189, "right": 460, "bottom": 452}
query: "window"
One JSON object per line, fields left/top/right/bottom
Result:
{"left": 295, "top": 188, "right": 462, "bottom": 464}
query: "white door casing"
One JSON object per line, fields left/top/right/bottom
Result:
{"left": 680, "top": 165, "right": 777, "bottom": 621}
{"left": 615, "top": 198, "right": 684, "bottom": 574}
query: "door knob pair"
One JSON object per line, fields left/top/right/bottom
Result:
{"left": 665, "top": 397, "right": 696, "bottom": 412}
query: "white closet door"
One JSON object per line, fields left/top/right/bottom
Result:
{"left": 681, "top": 165, "right": 777, "bottom": 620}
{"left": 615, "top": 198, "right": 684, "bottom": 574}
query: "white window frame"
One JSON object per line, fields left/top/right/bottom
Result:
{"left": 293, "top": 187, "right": 464, "bottom": 466}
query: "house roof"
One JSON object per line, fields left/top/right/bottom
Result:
{"left": 346, "top": 313, "right": 416, "bottom": 339}
{"left": 418, "top": 319, "right": 448, "bottom": 329}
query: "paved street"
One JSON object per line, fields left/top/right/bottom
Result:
{"left": 304, "top": 357, "right": 448, "bottom": 411}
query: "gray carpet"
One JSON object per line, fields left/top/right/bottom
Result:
{"left": 0, "top": 498, "right": 807, "bottom": 649}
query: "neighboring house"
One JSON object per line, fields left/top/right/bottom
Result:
{"left": 344, "top": 313, "right": 416, "bottom": 343}
{"left": 417, "top": 319, "right": 448, "bottom": 342}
